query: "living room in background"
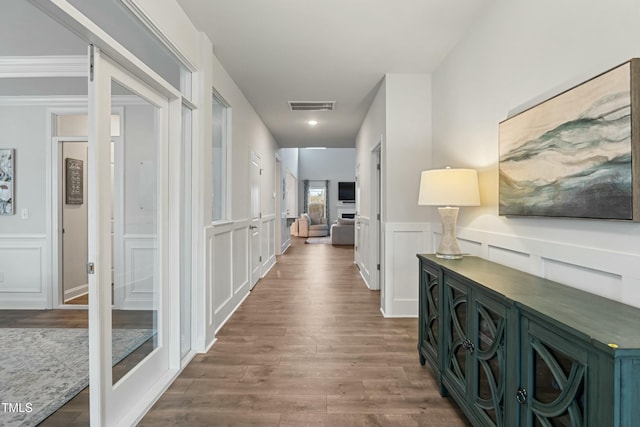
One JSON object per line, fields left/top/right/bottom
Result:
{"left": 307, "top": 181, "right": 327, "bottom": 218}
{"left": 298, "top": 147, "right": 356, "bottom": 224}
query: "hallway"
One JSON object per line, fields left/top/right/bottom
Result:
{"left": 139, "top": 238, "right": 468, "bottom": 426}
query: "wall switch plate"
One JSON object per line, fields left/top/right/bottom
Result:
{"left": 21, "top": 208, "right": 29, "bottom": 219}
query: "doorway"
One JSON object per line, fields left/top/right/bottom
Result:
{"left": 53, "top": 114, "right": 121, "bottom": 308}
{"left": 59, "top": 140, "right": 89, "bottom": 304}
{"left": 370, "top": 145, "right": 382, "bottom": 292}
{"left": 249, "top": 150, "right": 262, "bottom": 289}
{"left": 275, "top": 156, "right": 283, "bottom": 255}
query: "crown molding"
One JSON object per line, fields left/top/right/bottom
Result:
{"left": 0, "top": 55, "right": 87, "bottom": 78}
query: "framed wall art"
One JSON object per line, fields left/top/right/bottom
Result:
{"left": 499, "top": 59, "right": 640, "bottom": 221}
{"left": 0, "top": 148, "right": 14, "bottom": 215}
{"left": 65, "top": 158, "right": 83, "bottom": 204}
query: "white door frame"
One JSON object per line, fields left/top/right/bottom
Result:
{"left": 49, "top": 108, "right": 124, "bottom": 309}
{"left": 249, "top": 149, "right": 262, "bottom": 289}
{"left": 89, "top": 46, "right": 181, "bottom": 427}
{"left": 370, "top": 143, "right": 382, "bottom": 291}
{"left": 52, "top": 135, "right": 88, "bottom": 308}
{"left": 28, "top": 2, "right": 185, "bottom": 424}
{"left": 275, "top": 154, "right": 283, "bottom": 255}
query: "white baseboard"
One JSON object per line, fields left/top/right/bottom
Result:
{"left": 214, "top": 291, "right": 250, "bottom": 336}
{"left": 122, "top": 369, "right": 180, "bottom": 427}
{"left": 63, "top": 284, "right": 88, "bottom": 302}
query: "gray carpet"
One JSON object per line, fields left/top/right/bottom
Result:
{"left": 305, "top": 235, "right": 332, "bottom": 244}
{"left": 0, "top": 327, "right": 154, "bottom": 427}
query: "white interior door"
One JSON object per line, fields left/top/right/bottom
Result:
{"left": 88, "top": 46, "right": 174, "bottom": 426}
{"left": 249, "top": 150, "right": 262, "bottom": 289}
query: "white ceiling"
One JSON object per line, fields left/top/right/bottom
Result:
{"left": 176, "top": 0, "right": 493, "bottom": 148}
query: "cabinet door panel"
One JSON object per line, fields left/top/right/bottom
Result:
{"left": 419, "top": 263, "right": 440, "bottom": 367}
{"left": 522, "top": 319, "right": 587, "bottom": 427}
{"left": 474, "top": 296, "right": 507, "bottom": 427}
{"left": 444, "top": 277, "right": 471, "bottom": 396}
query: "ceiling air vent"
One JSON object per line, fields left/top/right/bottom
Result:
{"left": 288, "top": 101, "right": 335, "bottom": 111}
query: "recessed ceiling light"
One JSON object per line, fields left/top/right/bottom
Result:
{"left": 306, "top": 147, "right": 326, "bottom": 150}
{"left": 307, "top": 120, "right": 318, "bottom": 126}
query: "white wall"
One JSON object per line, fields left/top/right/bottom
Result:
{"left": 0, "top": 105, "right": 48, "bottom": 308}
{"left": 278, "top": 147, "right": 298, "bottom": 252}
{"left": 298, "top": 148, "right": 356, "bottom": 223}
{"left": 200, "top": 39, "right": 281, "bottom": 347}
{"left": 432, "top": 0, "right": 640, "bottom": 307}
{"left": 279, "top": 147, "right": 299, "bottom": 178}
{"left": 355, "top": 74, "right": 433, "bottom": 317}
{"left": 355, "top": 79, "right": 385, "bottom": 292}
{"left": 385, "top": 74, "right": 432, "bottom": 223}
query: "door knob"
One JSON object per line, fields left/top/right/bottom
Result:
{"left": 249, "top": 225, "right": 258, "bottom": 230}
{"left": 516, "top": 388, "right": 527, "bottom": 404}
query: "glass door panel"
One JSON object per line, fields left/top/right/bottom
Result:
{"left": 89, "top": 47, "right": 171, "bottom": 426}
{"left": 110, "top": 80, "right": 159, "bottom": 384}
{"left": 474, "top": 298, "right": 506, "bottom": 427}
{"left": 446, "top": 281, "right": 469, "bottom": 392}
{"left": 180, "top": 103, "right": 192, "bottom": 359}
{"left": 521, "top": 319, "right": 588, "bottom": 427}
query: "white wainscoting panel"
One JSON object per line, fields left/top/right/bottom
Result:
{"left": 205, "top": 220, "right": 252, "bottom": 345}
{"left": 118, "top": 235, "right": 157, "bottom": 310}
{"left": 382, "top": 223, "right": 432, "bottom": 317}
{"left": 356, "top": 216, "right": 370, "bottom": 287}
{"left": 233, "top": 227, "right": 249, "bottom": 294}
{"left": 262, "top": 215, "right": 276, "bottom": 275}
{"left": 205, "top": 226, "right": 215, "bottom": 345}
{"left": 280, "top": 215, "right": 290, "bottom": 254}
{"left": 430, "top": 224, "right": 640, "bottom": 309}
{"left": 543, "top": 258, "right": 622, "bottom": 301}
{"left": 0, "top": 235, "right": 48, "bottom": 309}
{"left": 213, "top": 230, "right": 233, "bottom": 315}
{"left": 487, "top": 245, "right": 532, "bottom": 274}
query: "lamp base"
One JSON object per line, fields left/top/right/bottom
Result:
{"left": 436, "top": 207, "right": 463, "bottom": 259}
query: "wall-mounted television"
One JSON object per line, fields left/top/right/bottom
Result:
{"left": 338, "top": 181, "right": 355, "bottom": 201}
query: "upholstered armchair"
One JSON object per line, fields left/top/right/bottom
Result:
{"left": 297, "top": 213, "right": 329, "bottom": 237}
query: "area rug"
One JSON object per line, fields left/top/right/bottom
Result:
{"left": 0, "top": 327, "right": 154, "bottom": 427}
{"left": 305, "top": 235, "right": 332, "bottom": 244}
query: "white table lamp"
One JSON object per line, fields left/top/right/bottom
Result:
{"left": 418, "top": 167, "right": 480, "bottom": 259}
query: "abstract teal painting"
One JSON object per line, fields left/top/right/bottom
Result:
{"left": 499, "top": 60, "right": 639, "bottom": 221}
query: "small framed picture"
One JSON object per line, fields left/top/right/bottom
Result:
{"left": 0, "top": 149, "right": 14, "bottom": 215}
{"left": 65, "top": 158, "right": 83, "bottom": 205}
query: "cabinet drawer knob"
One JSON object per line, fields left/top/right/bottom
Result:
{"left": 462, "top": 338, "right": 475, "bottom": 354}
{"left": 516, "top": 388, "right": 527, "bottom": 404}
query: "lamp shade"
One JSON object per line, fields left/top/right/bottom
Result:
{"left": 418, "top": 168, "right": 480, "bottom": 206}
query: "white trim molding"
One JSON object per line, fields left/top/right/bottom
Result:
{"left": 0, "top": 234, "right": 49, "bottom": 309}
{"left": 0, "top": 55, "right": 87, "bottom": 78}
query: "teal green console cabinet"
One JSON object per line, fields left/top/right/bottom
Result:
{"left": 417, "top": 254, "right": 640, "bottom": 427}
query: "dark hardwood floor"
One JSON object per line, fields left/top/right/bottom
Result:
{"left": 139, "top": 237, "right": 469, "bottom": 427}
{"left": 3, "top": 237, "right": 469, "bottom": 426}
